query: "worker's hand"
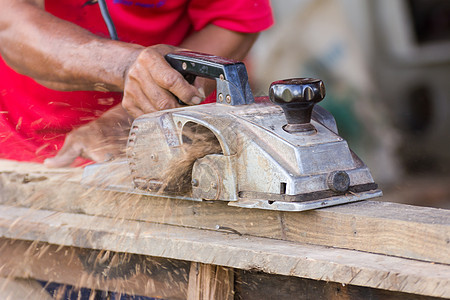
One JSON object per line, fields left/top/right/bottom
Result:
{"left": 122, "top": 44, "right": 206, "bottom": 118}
{"left": 44, "top": 105, "right": 133, "bottom": 168}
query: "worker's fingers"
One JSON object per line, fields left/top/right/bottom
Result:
{"left": 123, "top": 61, "right": 182, "bottom": 115}
{"left": 122, "top": 44, "right": 204, "bottom": 117}
{"left": 123, "top": 76, "right": 178, "bottom": 117}
{"left": 122, "top": 77, "right": 155, "bottom": 118}
{"left": 44, "top": 134, "right": 116, "bottom": 168}
{"left": 141, "top": 77, "right": 181, "bottom": 111}
{"left": 43, "top": 137, "right": 83, "bottom": 168}
{"left": 44, "top": 105, "right": 131, "bottom": 168}
{"left": 146, "top": 52, "right": 203, "bottom": 105}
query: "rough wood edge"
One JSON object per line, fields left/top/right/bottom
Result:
{"left": 0, "top": 205, "right": 448, "bottom": 298}
{"left": 1, "top": 159, "right": 449, "bottom": 265}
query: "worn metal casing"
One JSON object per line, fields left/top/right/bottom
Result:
{"left": 127, "top": 98, "right": 380, "bottom": 210}
{"left": 83, "top": 51, "right": 381, "bottom": 211}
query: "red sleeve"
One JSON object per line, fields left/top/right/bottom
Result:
{"left": 188, "top": 0, "right": 274, "bottom": 33}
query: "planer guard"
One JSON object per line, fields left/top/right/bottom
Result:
{"left": 82, "top": 51, "right": 382, "bottom": 211}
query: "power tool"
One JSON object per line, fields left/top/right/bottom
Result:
{"left": 82, "top": 51, "right": 382, "bottom": 211}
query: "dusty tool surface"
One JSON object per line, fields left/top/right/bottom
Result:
{"left": 83, "top": 52, "right": 382, "bottom": 212}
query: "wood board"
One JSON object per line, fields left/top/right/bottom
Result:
{"left": 0, "top": 159, "right": 449, "bottom": 266}
{"left": 0, "top": 205, "right": 449, "bottom": 298}
{"left": 1, "top": 239, "right": 443, "bottom": 300}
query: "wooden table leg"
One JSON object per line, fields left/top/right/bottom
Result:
{"left": 187, "top": 262, "right": 234, "bottom": 300}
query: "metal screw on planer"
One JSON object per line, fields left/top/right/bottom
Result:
{"left": 327, "top": 170, "right": 350, "bottom": 192}
{"left": 150, "top": 154, "right": 158, "bottom": 162}
{"left": 191, "top": 179, "right": 199, "bottom": 187}
{"left": 218, "top": 93, "right": 224, "bottom": 102}
{"left": 226, "top": 95, "right": 231, "bottom": 103}
{"left": 182, "top": 62, "right": 187, "bottom": 70}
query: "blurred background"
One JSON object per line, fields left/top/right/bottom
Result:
{"left": 249, "top": 0, "right": 450, "bottom": 208}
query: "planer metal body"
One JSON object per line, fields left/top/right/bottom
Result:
{"left": 82, "top": 51, "right": 382, "bottom": 212}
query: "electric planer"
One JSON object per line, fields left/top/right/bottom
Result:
{"left": 82, "top": 51, "right": 382, "bottom": 211}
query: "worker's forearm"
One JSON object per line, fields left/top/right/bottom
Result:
{"left": 0, "top": 0, "right": 143, "bottom": 91}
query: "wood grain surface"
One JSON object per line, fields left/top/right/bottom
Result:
{"left": 0, "top": 205, "right": 449, "bottom": 298}
{"left": 1, "top": 159, "right": 449, "bottom": 265}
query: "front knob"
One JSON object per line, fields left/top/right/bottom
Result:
{"left": 269, "top": 78, "right": 326, "bottom": 133}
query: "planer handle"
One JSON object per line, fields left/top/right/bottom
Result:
{"left": 165, "top": 51, "right": 254, "bottom": 105}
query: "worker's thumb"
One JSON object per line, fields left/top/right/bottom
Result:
{"left": 44, "top": 143, "right": 81, "bottom": 168}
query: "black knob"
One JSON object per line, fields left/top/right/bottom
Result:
{"left": 269, "top": 78, "right": 326, "bottom": 133}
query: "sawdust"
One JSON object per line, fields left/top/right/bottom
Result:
{"left": 0, "top": 123, "right": 228, "bottom": 298}
{"left": 0, "top": 237, "right": 190, "bottom": 299}
{"left": 159, "top": 124, "right": 223, "bottom": 194}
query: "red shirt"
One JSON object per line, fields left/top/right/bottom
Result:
{"left": 0, "top": 0, "right": 273, "bottom": 162}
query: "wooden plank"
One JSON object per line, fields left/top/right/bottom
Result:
{"left": 187, "top": 262, "right": 234, "bottom": 300}
{"left": 2, "top": 239, "right": 443, "bottom": 300}
{"left": 0, "top": 159, "right": 449, "bottom": 265}
{"left": 0, "top": 239, "right": 189, "bottom": 299}
{"left": 235, "top": 270, "right": 444, "bottom": 300}
{"left": 0, "top": 205, "right": 448, "bottom": 298}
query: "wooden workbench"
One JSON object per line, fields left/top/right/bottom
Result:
{"left": 0, "top": 159, "right": 449, "bottom": 299}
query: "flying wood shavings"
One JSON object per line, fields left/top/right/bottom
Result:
{"left": 159, "top": 124, "right": 222, "bottom": 194}
{"left": 15, "top": 117, "right": 22, "bottom": 131}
